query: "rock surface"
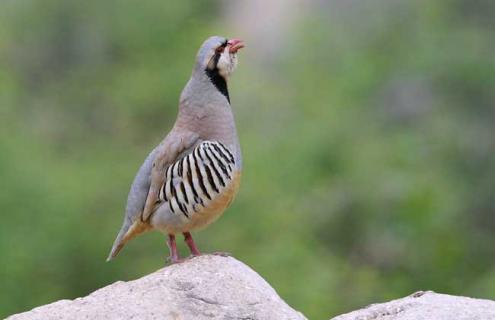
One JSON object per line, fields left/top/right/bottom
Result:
{"left": 8, "top": 256, "right": 495, "bottom": 320}
{"left": 7, "top": 255, "right": 306, "bottom": 320}
{"left": 332, "top": 291, "right": 495, "bottom": 320}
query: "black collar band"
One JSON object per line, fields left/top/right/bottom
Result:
{"left": 205, "top": 52, "right": 230, "bottom": 103}
{"left": 205, "top": 68, "right": 230, "bottom": 103}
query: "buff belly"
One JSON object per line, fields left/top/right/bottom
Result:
{"left": 151, "top": 171, "right": 241, "bottom": 234}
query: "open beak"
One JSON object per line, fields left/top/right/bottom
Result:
{"left": 227, "top": 38, "right": 245, "bottom": 53}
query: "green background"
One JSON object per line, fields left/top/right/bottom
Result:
{"left": 1, "top": 1, "right": 494, "bottom": 319}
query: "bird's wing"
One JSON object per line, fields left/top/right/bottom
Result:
{"left": 124, "top": 147, "right": 158, "bottom": 225}
{"left": 141, "top": 130, "right": 200, "bottom": 222}
{"left": 107, "top": 147, "right": 157, "bottom": 261}
{"left": 106, "top": 130, "right": 200, "bottom": 261}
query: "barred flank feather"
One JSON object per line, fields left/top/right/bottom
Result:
{"left": 158, "top": 141, "right": 235, "bottom": 219}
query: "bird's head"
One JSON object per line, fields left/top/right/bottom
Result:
{"left": 194, "top": 36, "right": 245, "bottom": 80}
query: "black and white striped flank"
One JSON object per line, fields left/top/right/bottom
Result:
{"left": 158, "top": 141, "right": 236, "bottom": 218}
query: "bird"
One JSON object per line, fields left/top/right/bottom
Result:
{"left": 107, "top": 36, "right": 245, "bottom": 263}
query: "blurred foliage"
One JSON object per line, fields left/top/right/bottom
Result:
{"left": 1, "top": 0, "right": 494, "bottom": 319}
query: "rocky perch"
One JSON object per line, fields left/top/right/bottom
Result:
{"left": 7, "top": 255, "right": 306, "bottom": 320}
{"left": 7, "top": 255, "right": 495, "bottom": 320}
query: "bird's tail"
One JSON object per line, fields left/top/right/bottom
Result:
{"left": 106, "top": 219, "right": 150, "bottom": 261}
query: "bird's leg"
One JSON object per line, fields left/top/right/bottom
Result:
{"left": 166, "top": 234, "right": 182, "bottom": 264}
{"left": 183, "top": 232, "right": 201, "bottom": 257}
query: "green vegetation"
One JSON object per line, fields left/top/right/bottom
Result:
{"left": 1, "top": 1, "right": 494, "bottom": 319}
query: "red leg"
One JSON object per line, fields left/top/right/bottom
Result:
{"left": 183, "top": 232, "right": 201, "bottom": 256}
{"left": 166, "top": 234, "right": 182, "bottom": 264}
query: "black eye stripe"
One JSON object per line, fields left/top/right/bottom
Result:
{"left": 216, "top": 40, "right": 228, "bottom": 52}
{"left": 212, "top": 52, "right": 221, "bottom": 65}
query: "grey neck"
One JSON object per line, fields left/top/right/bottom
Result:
{"left": 180, "top": 72, "right": 230, "bottom": 109}
{"left": 176, "top": 71, "right": 241, "bottom": 168}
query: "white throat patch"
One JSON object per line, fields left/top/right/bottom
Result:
{"left": 216, "top": 47, "right": 238, "bottom": 79}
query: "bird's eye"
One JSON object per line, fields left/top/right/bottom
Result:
{"left": 215, "top": 45, "right": 225, "bottom": 54}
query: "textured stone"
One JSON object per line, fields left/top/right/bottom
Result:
{"left": 331, "top": 291, "right": 495, "bottom": 320}
{"left": 7, "top": 255, "right": 306, "bottom": 320}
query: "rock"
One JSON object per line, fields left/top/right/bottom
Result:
{"left": 9, "top": 257, "right": 495, "bottom": 320}
{"left": 7, "top": 255, "right": 307, "bottom": 320}
{"left": 331, "top": 291, "right": 495, "bottom": 320}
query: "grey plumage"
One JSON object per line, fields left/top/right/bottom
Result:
{"left": 107, "top": 36, "right": 244, "bottom": 262}
{"left": 107, "top": 148, "right": 157, "bottom": 260}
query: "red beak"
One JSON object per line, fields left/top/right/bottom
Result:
{"left": 227, "top": 38, "right": 245, "bottom": 53}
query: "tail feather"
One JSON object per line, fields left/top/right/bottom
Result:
{"left": 106, "top": 219, "right": 150, "bottom": 261}
{"left": 107, "top": 239, "right": 126, "bottom": 262}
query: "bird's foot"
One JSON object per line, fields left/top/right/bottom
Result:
{"left": 166, "top": 255, "right": 185, "bottom": 265}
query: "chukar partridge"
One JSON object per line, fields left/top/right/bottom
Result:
{"left": 107, "top": 36, "right": 244, "bottom": 263}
